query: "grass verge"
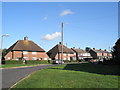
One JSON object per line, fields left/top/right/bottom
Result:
{"left": 1, "top": 64, "right": 43, "bottom": 68}
{"left": 13, "top": 63, "right": 119, "bottom": 88}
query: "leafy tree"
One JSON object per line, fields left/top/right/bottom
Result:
{"left": 112, "top": 38, "right": 120, "bottom": 64}
{"left": 2, "top": 48, "right": 7, "bottom": 57}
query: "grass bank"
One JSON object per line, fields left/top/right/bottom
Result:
{"left": 13, "top": 63, "right": 119, "bottom": 88}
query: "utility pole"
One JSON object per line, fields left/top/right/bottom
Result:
{"left": 66, "top": 43, "right": 67, "bottom": 47}
{"left": 61, "top": 22, "right": 64, "bottom": 64}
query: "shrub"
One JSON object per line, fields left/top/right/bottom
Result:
{"left": 4, "top": 60, "right": 52, "bottom": 64}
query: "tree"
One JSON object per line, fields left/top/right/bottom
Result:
{"left": 112, "top": 38, "right": 120, "bottom": 64}
{"left": 85, "top": 47, "right": 91, "bottom": 52}
{"left": 2, "top": 48, "right": 7, "bottom": 57}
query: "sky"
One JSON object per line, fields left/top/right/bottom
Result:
{"left": 2, "top": 2, "right": 118, "bottom": 51}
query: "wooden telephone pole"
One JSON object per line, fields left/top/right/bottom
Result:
{"left": 61, "top": 22, "right": 64, "bottom": 64}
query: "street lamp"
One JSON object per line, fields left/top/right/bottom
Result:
{"left": 0, "top": 34, "right": 10, "bottom": 64}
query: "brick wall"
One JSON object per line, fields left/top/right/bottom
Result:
{"left": 55, "top": 53, "right": 74, "bottom": 60}
{"left": 5, "top": 51, "right": 49, "bottom": 60}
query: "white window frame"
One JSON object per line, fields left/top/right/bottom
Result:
{"left": 63, "top": 53, "right": 66, "bottom": 56}
{"left": 23, "top": 57, "right": 28, "bottom": 60}
{"left": 32, "top": 52, "right": 37, "bottom": 54}
{"left": 8, "top": 57, "right": 10, "bottom": 60}
{"left": 64, "top": 58, "right": 66, "bottom": 60}
{"left": 44, "top": 58, "right": 48, "bottom": 60}
{"left": 74, "top": 53, "right": 76, "bottom": 55}
{"left": 23, "top": 51, "right": 28, "bottom": 54}
{"left": 32, "top": 57, "right": 37, "bottom": 60}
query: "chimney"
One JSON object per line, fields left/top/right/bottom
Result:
{"left": 99, "top": 49, "right": 101, "bottom": 50}
{"left": 93, "top": 48, "right": 95, "bottom": 50}
{"left": 104, "top": 49, "right": 106, "bottom": 51}
{"left": 24, "top": 36, "right": 28, "bottom": 40}
{"left": 59, "top": 42, "right": 61, "bottom": 44}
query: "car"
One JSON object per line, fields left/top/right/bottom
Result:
{"left": 53, "top": 59, "right": 64, "bottom": 64}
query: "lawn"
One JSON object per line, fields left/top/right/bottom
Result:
{"left": 13, "top": 63, "right": 119, "bottom": 88}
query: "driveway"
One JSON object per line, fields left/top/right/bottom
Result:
{"left": 2, "top": 64, "right": 59, "bottom": 89}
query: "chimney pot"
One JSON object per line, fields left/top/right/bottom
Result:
{"left": 24, "top": 36, "right": 28, "bottom": 40}
{"left": 93, "top": 48, "right": 95, "bottom": 50}
{"left": 59, "top": 42, "right": 61, "bottom": 44}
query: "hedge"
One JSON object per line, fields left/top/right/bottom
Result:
{"left": 3, "top": 60, "right": 78, "bottom": 64}
{"left": 4, "top": 60, "right": 52, "bottom": 64}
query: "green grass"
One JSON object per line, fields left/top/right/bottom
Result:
{"left": 13, "top": 63, "right": 119, "bottom": 88}
{"left": 1, "top": 60, "right": 53, "bottom": 68}
{"left": 1, "top": 64, "right": 42, "bottom": 68}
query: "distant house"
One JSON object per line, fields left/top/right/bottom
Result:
{"left": 4, "top": 37, "right": 49, "bottom": 60}
{"left": 102, "top": 49, "right": 112, "bottom": 59}
{"left": 71, "top": 47, "right": 92, "bottom": 60}
{"left": 89, "top": 48, "right": 112, "bottom": 59}
{"left": 47, "top": 42, "right": 74, "bottom": 60}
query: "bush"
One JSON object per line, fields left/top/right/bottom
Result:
{"left": 4, "top": 60, "right": 52, "bottom": 64}
{"left": 63, "top": 60, "right": 70, "bottom": 63}
{"left": 70, "top": 60, "right": 77, "bottom": 62}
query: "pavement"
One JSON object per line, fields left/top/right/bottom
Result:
{"left": 2, "top": 64, "right": 59, "bottom": 89}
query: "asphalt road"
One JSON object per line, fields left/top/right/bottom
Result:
{"left": 2, "top": 64, "right": 59, "bottom": 89}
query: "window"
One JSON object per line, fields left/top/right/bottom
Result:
{"left": 44, "top": 58, "right": 47, "bottom": 60}
{"left": 74, "top": 53, "right": 76, "bottom": 55}
{"left": 23, "top": 57, "right": 28, "bottom": 60}
{"left": 8, "top": 57, "right": 10, "bottom": 60}
{"left": 32, "top": 57, "right": 37, "bottom": 60}
{"left": 23, "top": 51, "right": 28, "bottom": 54}
{"left": 49, "top": 58, "right": 51, "bottom": 60}
{"left": 32, "top": 52, "right": 37, "bottom": 54}
{"left": 63, "top": 54, "right": 66, "bottom": 56}
{"left": 64, "top": 58, "right": 66, "bottom": 60}
{"left": 68, "top": 58, "right": 70, "bottom": 60}
{"left": 39, "top": 57, "right": 42, "bottom": 60}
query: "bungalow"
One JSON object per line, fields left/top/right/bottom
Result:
{"left": 71, "top": 47, "right": 92, "bottom": 60}
{"left": 47, "top": 42, "right": 74, "bottom": 60}
{"left": 4, "top": 37, "right": 49, "bottom": 60}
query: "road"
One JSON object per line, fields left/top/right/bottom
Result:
{"left": 2, "top": 64, "right": 59, "bottom": 89}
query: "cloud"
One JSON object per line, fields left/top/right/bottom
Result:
{"left": 60, "top": 9, "right": 74, "bottom": 17}
{"left": 42, "top": 32, "right": 61, "bottom": 41}
{"left": 43, "top": 16, "right": 48, "bottom": 20}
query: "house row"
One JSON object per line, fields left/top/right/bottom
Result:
{"left": 3, "top": 37, "right": 112, "bottom": 60}
{"left": 88, "top": 48, "right": 112, "bottom": 59}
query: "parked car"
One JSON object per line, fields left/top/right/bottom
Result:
{"left": 53, "top": 59, "right": 64, "bottom": 64}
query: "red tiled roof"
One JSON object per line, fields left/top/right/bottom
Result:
{"left": 6, "top": 40, "right": 45, "bottom": 53}
{"left": 71, "top": 48, "right": 87, "bottom": 53}
{"left": 47, "top": 43, "right": 74, "bottom": 58}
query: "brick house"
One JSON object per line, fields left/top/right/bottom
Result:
{"left": 4, "top": 37, "right": 49, "bottom": 60}
{"left": 71, "top": 47, "right": 92, "bottom": 60}
{"left": 89, "top": 48, "right": 112, "bottom": 59}
{"left": 102, "top": 49, "right": 112, "bottom": 59}
{"left": 47, "top": 42, "right": 74, "bottom": 60}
